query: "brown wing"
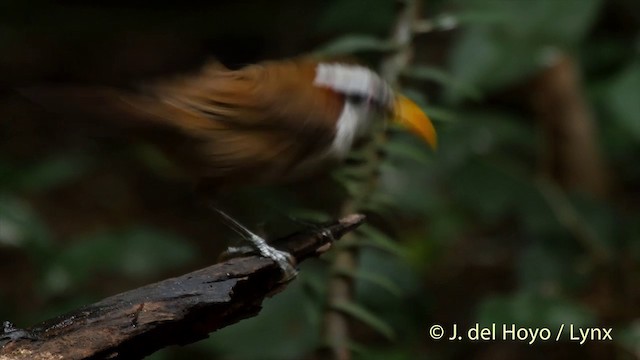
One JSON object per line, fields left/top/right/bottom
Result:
{"left": 21, "top": 59, "right": 345, "bottom": 185}
{"left": 124, "top": 59, "right": 346, "bottom": 184}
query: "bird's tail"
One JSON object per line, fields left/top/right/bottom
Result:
{"left": 18, "top": 85, "right": 168, "bottom": 133}
{"left": 16, "top": 85, "right": 210, "bottom": 176}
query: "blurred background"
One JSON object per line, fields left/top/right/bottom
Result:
{"left": 1, "top": 0, "right": 639, "bottom": 359}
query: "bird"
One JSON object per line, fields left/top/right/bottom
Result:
{"left": 21, "top": 58, "right": 437, "bottom": 279}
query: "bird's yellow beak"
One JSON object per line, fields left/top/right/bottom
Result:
{"left": 393, "top": 95, "right": 437, "bottom": 149}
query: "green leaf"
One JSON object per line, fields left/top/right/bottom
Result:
{"left": 345, "top": 151, "right": 368, "bottom": 163}
{"left": 447, "top": 26, "right": 538, "bottom": 103}
{"left": 535, "top": 179, "right": 614, "bottom": 264}
{"left": 314, "top": 35, "right": 395, "bottom": 57}
{"left": 332, "top": 267, "right": 402, "bottom": 297}
{"left": 603, "top": 62, "right": 640, "bottom": 141}
{"left": 356, "top": 224, "right": 406, "bottom": 258}
{"left": 477, "top": 291, "right": 595, "bottom": 329}
{"left": 358, "top": 201, "right": 393, "bottom": 218}
{"left": 353, "top": 347, "right": 414, "bottom": 360}
{"left": 315, "top": 0, "right": 395, "bottom": 35}
{"left": 447, "top": 0, "right": 602, "bottom": 102}
{"left": 517, "top": 241, "right": 589, "bottom": 292}
{"left": 450, "top": 10, "right": 512, "bottom": 26}
{"left": 333, "top": 172, "right": 363, "bottom": 198}
{"left": 333, "top": 164, "right": 372, "bottom": 182}
{"left": 617, "top": 322, "right": 640, "bottom": 355}
{"left": 359, "top": 191, "right": 398, "bottom": 217}
{"left": 203, "top": 280, "right": 319, "bottom": 360}
{"left": 384, "top": 140, "right": 434, "bottom": 166}
{"left": 420, "top": 105, "right": 458, "bottom": 123}
{"left": 331, "top": 299, "right": 395, "bottom": 340}
{"left": 133, "top": 143, "right": 181, "bottom": 176}
{"left": 46, "top": 226, "right": 196, "bottom": 293}
{"left": 289, "top": 208, "right": 332, "bottom": 223}
{"left": 450, "top": 159, "right": 527, "bottom": 221}
{"left": 0, "top": 194, "right": 52, "bottom": 251}
{"left": 455, "top": 0, "right": 602, "bottom": 44}
{"left": 403, "top": 66, "right": 482, "bottom": 101}
{"left": 18, "top": 153, "right": 92, "bottom": 193}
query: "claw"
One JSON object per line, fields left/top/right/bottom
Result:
{"left": 211, "top": 206, "right": 298, "bottom": 281}
{"left": 256, "top": 244, "right": 298, "bottom": 282}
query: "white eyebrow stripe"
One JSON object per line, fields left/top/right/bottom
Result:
{"left": 314, "top": 63, "right": 379, "bottom": 96}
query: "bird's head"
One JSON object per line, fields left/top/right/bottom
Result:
{"left": 313, "top": 63, "right": 437, "bottom": 155}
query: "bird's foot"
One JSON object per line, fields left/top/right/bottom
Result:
{"left": 213, "top": 207, "right": 298, "bottom": 282}
{"left": 1, "top": 321, "right": 37, "bottom": 347}
{"left": 223, "top": 237, "right": 298, "bottom": 282}
{"left": 253, "top": 236, "right": 298, "bottom": 282}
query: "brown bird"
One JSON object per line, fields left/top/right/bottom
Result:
{"left": 22, "top": 58, "right": 436, "bottom": 279}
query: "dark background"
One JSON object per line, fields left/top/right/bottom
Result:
{"left": 1, "top": 0, "right": 639, "bottom": 359}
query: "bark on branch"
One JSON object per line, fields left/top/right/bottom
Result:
{"left": 531, "top": 53, "right": 609, "bottom": 198}
{"left": 0, "top": 214, "right": 365, "bottom": 360}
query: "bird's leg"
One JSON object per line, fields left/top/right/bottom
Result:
{"left": 211, "top": 207, "right": 298, "bottom": 281}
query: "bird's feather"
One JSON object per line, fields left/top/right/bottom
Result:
{"left": 21, "top": 59, "right": 347, "bottom": 185}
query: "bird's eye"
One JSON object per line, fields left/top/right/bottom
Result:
{"left": 347, "top": 93, "right": 367, "bottom": 105}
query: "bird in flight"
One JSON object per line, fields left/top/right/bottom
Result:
{"left": 23, "top": 58, "right": 437, "bottom": 279}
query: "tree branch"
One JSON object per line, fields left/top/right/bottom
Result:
{"left": 0, "top": 214, "right": 365, "bottom": 360}
{"left": 530, "top": 52, "right": 609, "bottom": 198}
